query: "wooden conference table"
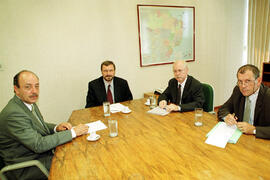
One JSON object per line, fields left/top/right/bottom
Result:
{"left": 49, "top": 99, "right": 270, "bottom": 180}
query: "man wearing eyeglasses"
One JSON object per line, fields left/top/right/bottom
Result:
{"left": 218, "top": 64, "right": 270, "bottom": 139}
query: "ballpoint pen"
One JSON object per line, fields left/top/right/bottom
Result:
{"left": 232, "top": 113, "right": 238, "bottom": 120}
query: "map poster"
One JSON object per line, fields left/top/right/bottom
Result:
{"left": 137, "top": 5, "right": 195, "bottom": 67}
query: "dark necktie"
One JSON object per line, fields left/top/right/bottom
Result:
{"left": 243, "top": 97, "right": 251, "bottom": 124}
{"left": 176, "top": 84, "right": 181, "bottom": 105}
{"left": 107, "top": 85, "right": 113, "bottom": 104}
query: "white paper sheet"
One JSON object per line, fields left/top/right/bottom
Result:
{"left": 147, "top": 107, "right": 169, "bottom": 116}
{"left": 110, "top": 103, "right": 131, "bottom": 113}
{"left": 86, "top": 120, "right": 107, "bottom": 133}
{"left": 205, "top": 122, "right": 236, "bottom": 148}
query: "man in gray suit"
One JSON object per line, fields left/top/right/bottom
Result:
{"left": 0, "top": 70, "right": 89, "bottom": 180}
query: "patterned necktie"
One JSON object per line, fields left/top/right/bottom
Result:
{"left": 176, "top": 84, "right": 181, "bottom": 105}
{"left": 107, "top": 85, "right": 113, "bottom": 104}
{"left": 243, "top": 97, "right": 251, "bottom": 124}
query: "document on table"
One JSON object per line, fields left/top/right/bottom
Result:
{"left": 86, "top": 120, "right": 107, "bottom": 133}
{"left": 205, "top": 122, "right": 241, "bottom": 148}
{"left": 110, "top": 103, "right": 131, "bottom": 113}
{"left": 147, "top": 107, "right": 169, "bottom": 116}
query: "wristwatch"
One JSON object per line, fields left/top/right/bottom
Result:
{"left": 253, "top": 129, "right": 256, "bottom": 134}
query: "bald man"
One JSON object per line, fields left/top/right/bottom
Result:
{"left": 158, "top": 60, "right": 205, "bottom": 112}
{"left": 0, "top": 70, "right": 88, "bottom": 180}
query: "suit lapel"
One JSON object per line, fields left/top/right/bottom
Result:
{"left": 171, "top": 79, "right": 178, "bottom": 103}
{"left": 238, "top": 95, "right": 245, "bottom": 122}
{"left": 181, "top": 76, "right": 191, "bottom": 101}
{"left": 99, "top": 77, "right": 107, "bottom": 103}
{"left": 14, "top": 96, "right": 50, "bottom": 134}
{"left": 254, "top": 85, "right": 264, "bottom": 124}
{"left": 113, "top": 78, "right": 119, "bottom": 103}
{"left": 32, "top": 104, "right": 50, "bottom": 133}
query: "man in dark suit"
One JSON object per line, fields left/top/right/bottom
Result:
{"left": 0, "top": 70, "right": 89, "bottom": 180}
{"left": 218, "top": 64, "right": 270, "bottom": 139}
{"left": 158, "top": 60, "right": 204, "bottom": 112}
{"left": 85, "top": 60, "right": 133, "bottom": 108}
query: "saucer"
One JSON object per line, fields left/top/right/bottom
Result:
{"left": 145, "top": 102, "right": 150, "bottom": 106}
{"left": 121, "top": 107, "right": 132, "bottom": 113}
{"left": 87, "top": 134, "right": 100, "bottom": 141}
{"left": 121, "top": 109, "right": 132, "bottom": 114}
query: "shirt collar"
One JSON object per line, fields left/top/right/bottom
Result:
{"left": 248, "top": 87, "right": 259, "bottom": 102}
{"left": 16, "top": 95, "right": 33, "bottom": 111}
{"left": 178, "top": 76, "right": 187, "bottom": 87}
{"left": 103, "top": 78, "right": 114, "bottom": 88}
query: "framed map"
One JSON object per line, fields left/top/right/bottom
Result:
{"left": 137, "top": 5, "right": 195, "bottom": 67}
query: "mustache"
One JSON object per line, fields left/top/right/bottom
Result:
{"left": 30, "top": 94, "right": 38, "bottom": 98}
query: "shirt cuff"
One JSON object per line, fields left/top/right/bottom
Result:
{"left": 54, "top": 125, "right": 76, "bottom": 138}
{"left": 178, "top": 106, "right": 181, "bottom": 111}
{"left": 54, "top": 125, "right": 57, "bottom": 133}
{"left": 253, "top": 129, "right": 256, "bottom": 135}
{"left": 71, "top": 128, "right": 76, "bottom": 138}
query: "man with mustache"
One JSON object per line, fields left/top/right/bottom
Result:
{"left": 85, "top": 60, "right": 133, "bottom": 108}
{"left": 0, "top": 70, "right": 89, "bottom": 180}
{"left": 158, "top": 60, "right": 204, "bottom": 112}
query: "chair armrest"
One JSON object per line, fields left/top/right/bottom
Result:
{"left": 0, "top": 160, "right": 49, "bottom": 178}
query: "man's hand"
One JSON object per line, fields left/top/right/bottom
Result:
{"left": 159, "top": 100, "right": 167, "bottom": 109}
{"left": 73, "top": 124, "right": 89, "bottom": 136}
{"left": 165, "top": 104, "right": 179, "bottom": 112}
{"left": 224, "top": 114, "right": 238, "bottom": 126}
{"left": 56, "top": 122, "right": 72, "bottom": 132}
{"left": 237, "top": 122, "right": 255, "bottom": 134}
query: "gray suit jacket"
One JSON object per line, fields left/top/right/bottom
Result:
{"left": 218, "top": 84, "right": 270, "bottom": 139}
{"left": 0, "top": 95, "right": 72, "bottom": 179}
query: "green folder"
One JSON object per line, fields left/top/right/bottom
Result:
{"left": 206, "top": 122, "right": 242, "bottom": 144}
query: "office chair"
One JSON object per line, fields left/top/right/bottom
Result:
{"left": 201, "top": 83, "right": 214, "bottom": 113}
{"left": 0, "top": 157, "right": 49, "bottom": 180}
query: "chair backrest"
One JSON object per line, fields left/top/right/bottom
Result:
{"left": 202, "top": 83, "right": 214, "bottom": 112}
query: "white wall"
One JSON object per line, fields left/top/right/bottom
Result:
{"left": 0, "top": 0, "right": 247, "bottom": 124}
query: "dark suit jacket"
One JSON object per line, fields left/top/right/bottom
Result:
{"left": 0, "top": 95, "right": 72, "bottom": 179}
{"left": 85, "top": 76, "right": 133, "bottom": 108}
{"left": 158, "top": 75, "right": 205, "bottom": 112}
{"left": 218, "top": 84, "right": 270, "bottom": 139}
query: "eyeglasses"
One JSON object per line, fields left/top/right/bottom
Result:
{"left": 237, "top": 79, "right": 256, "bottom": 86}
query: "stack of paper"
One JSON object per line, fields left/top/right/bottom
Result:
{"left": 110, "top": 103, "right": 131, "bottom": 113}
{"left": 86, "top": 120, "right": 107, "bottom": 133}
{"left": 147, "top": 107, "right": 169, "bottom": 116}
{"left": 205, "top": 122, "right": 242, "bottom": 148}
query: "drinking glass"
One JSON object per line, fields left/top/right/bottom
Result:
{"left": 103, "top": 101, "right": 110, "bottom": 117}
{"left": 194, "top": 108, "right": 203, "bottom": 126}
{"left": 149, "top": 95, "right": 157, "bottom": 109}
{"left": 108, "top": 119, "right": 118, "bottom": 137}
